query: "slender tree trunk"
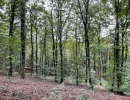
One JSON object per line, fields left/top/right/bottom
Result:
{"left": 30, "top": 9, "right": 34, "bottom": 75}
{"left": 93, "top": 53, "right": 96, "bottom": 72}
{"left": 84, "top": 24, "right": 92, "bottom": 86}
{"left": 86, "top": 31, "right": 92, "bottom": 86}
{"left": 125, "top": 40, "right": 128, "bottom": 62}
{"left": 75, "top": 26, "right": 78, "bottom": 85}
{"left": 51, "top": 1, "right": 57, "bottom": 81}
{"left": 43, "top": 26, "right": 47, "bottom": 76}
{"left": 41, "top": 41, "right": 44, "bottom": 75}
{"left": 20, "top": 0, "right": 26, "bottom": 79}
{"left": 58, "top": 0, "right": 63, "bottom": 83}
{"left": 59, "top": 9, "right": 63, "bottom": 83}
{"left": 8, "top": 0, "right": 16, "bottom": 76}
{"left": 77, "top": 0, "right": 92, "bottom": 87}
{"left": 121, "top": 29, "right": 124, "bottom": 76}
{"left": 39, "top": 43, "right": 42, "bottom": 74}
{"left": 55, "top": 35, "right": 58, "bottom": 80}
{"left": 35, "top": 26, "right": 38, "bottom": 75}
{"left": 98, "top": 31, "right": 102, "bottom": 85}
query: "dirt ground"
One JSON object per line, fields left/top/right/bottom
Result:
{"left": 0, "top": 71, "right": 130, "bottom": 100}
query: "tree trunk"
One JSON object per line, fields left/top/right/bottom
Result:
{"left": 43, "top": 26, "right": 47, "bottom": 76}
{"left": 98, "top": 30, "right": 102, "bottom": 85}
{"left": 55, "top": 35, "right": 58, "bottom": 81}
{"left": 58, "top": 0, "right": 63, "bottom": 83}
{"left": 77, "top": 0, "right": 92, "bottom": 87}
{"left": 51, "top": 1, "right": 57, "bottom": 81}
{"left": 86, "top": 30, "right": 92, "bottom": 86}
{"left": 75, "top": 26, "right": 78, "bottom": 85}
{"left": 20, "top": 0, "right": 26, "bottom": 79}
{"left": 93, "top": 53, "right": 96, "bottom": 72}
{"left": 113, "top": 0, "right": 121, "bottom": 93}
{"left": 8, "top": 0, "right": 16, "bottom": 76}
{"left": 30, "top": 9, "right": 34, "bottom": 75}
{"left": 59, "top": 9, "right": 63, "bottom": 83}
{"left": 35, "top": 26, "right": 38, "bottom": 75}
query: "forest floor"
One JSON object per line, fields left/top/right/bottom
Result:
{"left": 0, "top": 71, "right": 130, "bottom": 100}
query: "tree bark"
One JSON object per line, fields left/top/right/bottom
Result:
{"left": 98, "top": 28, "right": 102, "bottom": 85}
{"left": 43, "top": 26, "right": 47, "bottom": 76}
{"left": 30, "top": 9, "right": 34, "bottom": 75}
{"left": 113, "top": 0, "right": 121, "bottom": 93}
{"left": 75, "top": 25, "right": 79, "bottom": 85}
{"left": 8, "top": 0, "right": 16, "bottom": 76}
{"left": 57, "top": 0, "right": 64, "bottom": 83}
{"left": 77, "top": 0, "right": 92, "bottom": 87}
{"left": 51, "top": 8, "right": 57, "bottom": 82}
{"left": 35, "top": 26, "right": 38, "bottom": 75}
{"left": 20, "top": 0, "right": 26, "bottom": 79}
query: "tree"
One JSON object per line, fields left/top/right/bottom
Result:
{"left": 8, "top": 0, "right": 16, "bottom": 76}
{"left": 55, "top": 0, "right": 73, "bottom": 83}
{"left": 50, "top": 0, "right": 57, "bottom": 82}
{"left": 35, "top": 25, "right": 38, "bottom": 75}
{"left": 77, "top": 0, "right": 92, "bottom": 87}
{"left": 20, "top": 0, "right": 26, "bottom": 79}
{"left": 30, "top": 8, "right": 34, "bottom": 75}
{"left": 111, "top": 0, "right": 130, "bottom": 93}
{"left": 43, "top": 19, "right": 47, "bottom": 76}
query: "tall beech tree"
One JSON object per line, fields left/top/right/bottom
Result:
{"left": 8, "top": 0, "right": 16, "bottom": 76}
{"left": 20, "top": 0, "right": 26, "bottom": 79}
{"left": 77, "top": 0, "right": 92, "bottom": 87}
{"left": 50, "top": 0, "right": 57, "bottom": 82}
{"left": 58, "top": 0, "right": 64, "bottom": 83}
{"left": 111, "top": 0, "right": 130, "bottom": 93}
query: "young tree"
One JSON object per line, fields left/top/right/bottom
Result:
{"left": 35, "top": 25, "right": 38, "bottom": 75}
{"left": 30, "top": 8, "right": 34, "bottom": 75}
{"left": 43, "top": 20, "right": 47, "bottom": 76}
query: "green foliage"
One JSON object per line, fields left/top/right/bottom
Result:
{"left": 76, "top": 89, "right": 93, "bottom": 100}
{"left": 42, "top": 83, "right": 64, "bottom": 100}
{"left": 91, "top": 69, "right": 99, "bottom": 85}
{"left": 0, "top": 0, "right": 5, "bottom": 6}
{"left": 0, "top": 33, "right": 8, "bottom": 68}
{"left": 101, "top": 0, "right": 108, "bottom": 4}
{"left": 120, "top": 62, "right": 130, "bottom": 93}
